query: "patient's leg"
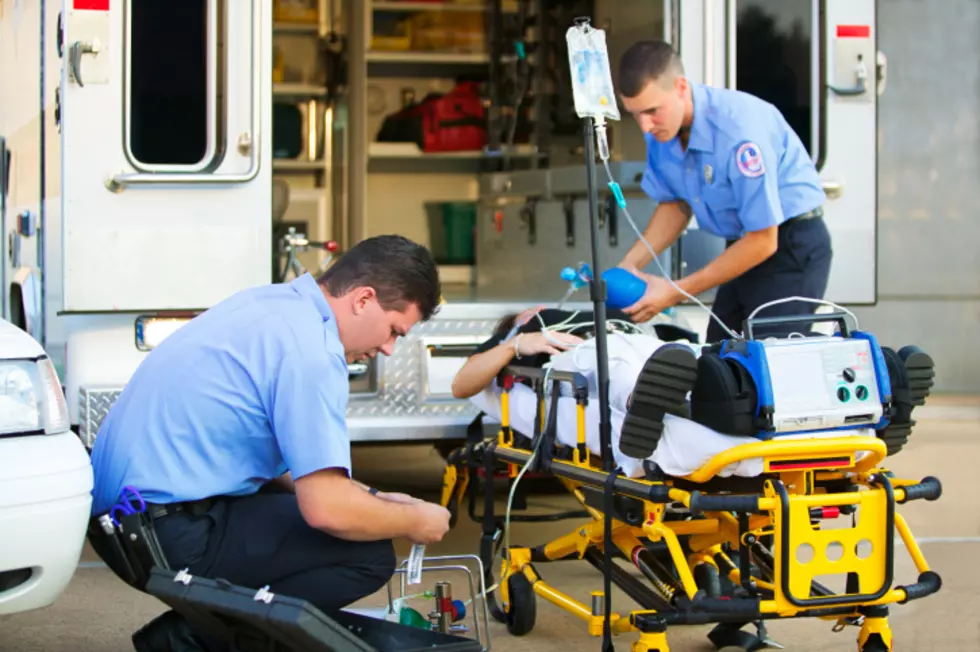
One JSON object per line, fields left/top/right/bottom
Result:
{"left": 620, "top": 344, "right": 699, "bottom": 459}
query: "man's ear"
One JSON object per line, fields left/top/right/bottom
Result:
{"left": 675, "top": 75, "right": 689, "bottom": 97}
{"left": 350, "top": 286, "right": 376, "bottom": 316}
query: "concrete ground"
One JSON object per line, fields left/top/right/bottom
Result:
{"left": 1, "top": 397, "right": 978, "bottom": 652}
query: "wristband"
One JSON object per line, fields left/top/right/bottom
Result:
{"left": 513, "top": 333, "right": 523, "bottom": 359}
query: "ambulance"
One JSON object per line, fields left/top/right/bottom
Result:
{"left": 0, "top": 0, "right": 883, "bottom": 450}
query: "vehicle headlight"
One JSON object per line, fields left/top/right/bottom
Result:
{"left": 0, "top": 357, "right": 70, "bottom": 436}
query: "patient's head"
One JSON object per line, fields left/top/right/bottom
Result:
{"left": 493, "top": 312, "right": 522, "bottom": 338}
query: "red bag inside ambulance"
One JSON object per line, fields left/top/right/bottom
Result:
{"left": 376, "top": 81, "right": 487, "bottom": 153}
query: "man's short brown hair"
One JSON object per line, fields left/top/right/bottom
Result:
{"left": 618, "top": 40, "right": 685, "bottom": 97}
{"left": 317, "top": 235, "right": 441, "bottom": 321}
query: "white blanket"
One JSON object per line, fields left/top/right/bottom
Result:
{"left": 470, "top": 333, "right": 875, "bottom": 479}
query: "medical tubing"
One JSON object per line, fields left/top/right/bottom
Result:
{"left": 503, "top": 369, "right": 553, "bottom": 568}
{"left": 747, "top": 296, "right": 861, "bottom": 332}
{"left": 593, "top": 123, "right": 741, "bottom": 340}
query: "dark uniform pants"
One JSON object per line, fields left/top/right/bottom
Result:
{"left": 151, "top": 489, "right": 397, "bottom": 612}
{"left": 706, "top": 214, "right": 833, "bottom": 343}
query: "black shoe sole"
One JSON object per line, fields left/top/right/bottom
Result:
{"left": 620, "top": 345, "right": 698, "bottom": 460}
{"left": 878, "top": 346, "right": 935, "bottom": 457}
{"left": 898, "top": 345, "right": 936, "bottom": 405}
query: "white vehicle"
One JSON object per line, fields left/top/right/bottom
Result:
{"left": 0, "top": 318, "right": 92, "bottom": 615}
{"left": 1, "top": 0, "right": 882, "bottom": 450}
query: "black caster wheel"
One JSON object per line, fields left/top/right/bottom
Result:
{"left": 707, "top": 623, "right": 768, "bottom": 651}
{"left": 504, "top": 573, "right": 536, "bottom": 636}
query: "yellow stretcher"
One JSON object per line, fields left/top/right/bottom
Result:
{"left": 440, "top": 363, "right": 942, "bottom": 652}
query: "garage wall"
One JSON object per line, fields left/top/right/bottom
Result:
{"left": 850, "top": 0, "right": 980, "bottom": 393}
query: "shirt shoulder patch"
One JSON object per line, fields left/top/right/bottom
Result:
{"left": 735, "top": 141, "right": 765, "bottom": 178}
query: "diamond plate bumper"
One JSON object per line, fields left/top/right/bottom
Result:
{"left": 78, "top": 387, "right": 123, "bottom": 448}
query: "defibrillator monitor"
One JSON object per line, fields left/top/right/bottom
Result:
{"left": 759, "top": 336, "right": 887, "bottom": 432}
{"left": 709, "top": 320, "right": 892, "bottom": 439}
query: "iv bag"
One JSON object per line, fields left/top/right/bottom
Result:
{"left": 566, "top": 23, "right": 621, "bottom": 122}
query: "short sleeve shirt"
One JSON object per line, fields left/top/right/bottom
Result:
{"left": 89, "top": 274, "right": 351, "bottom": 515}
{"left": 640, "top": 83, "right": 826, "bottom": 240}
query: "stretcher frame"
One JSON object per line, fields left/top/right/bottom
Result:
{"left": 439, "top": 60, "right": 943, "bottom": 649}
{"left": 441, "top": 362, "right": 943, "bottom": 652}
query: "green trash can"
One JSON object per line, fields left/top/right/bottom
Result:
{"left": 440, "top": 202, "right": 477, "bottom": 265}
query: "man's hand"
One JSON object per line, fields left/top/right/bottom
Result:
{"left": 621, "top": 267, "right": 683, "bottom": 323}
{"left": 408, "top": 502, "right": 452, "bottom": 545}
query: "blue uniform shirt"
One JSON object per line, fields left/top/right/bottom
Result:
{"left": 641, "top": 83, "right": 825, "bottom": 240}
{"left": 89, "top": 273, "right": 351, "bottom": 516}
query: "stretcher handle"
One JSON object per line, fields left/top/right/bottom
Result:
{"left": 897, "top": 476, "right": 942, "bottom": 503}
{"left": 688, "top": 492, "right": 761, "bottom": 515}
{"left": 743, "top": 311, "right": 852, "bottom": 340}
{"left": 898, "top": 570, "right": 943, "bottom": 603}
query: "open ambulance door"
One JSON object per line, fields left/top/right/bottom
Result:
{"left": 59, "top": 0, "right": 272, "bottom": 313}
{"left": 678, "top": 0, "right": 880, "bottom": 306}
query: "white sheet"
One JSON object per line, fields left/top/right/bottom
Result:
{"left": 470, "top": 333, "right": 875, "bottom": 479}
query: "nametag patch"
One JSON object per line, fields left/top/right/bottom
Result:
{"left": 735, "top": 142, "right": 765, "bottom": 178}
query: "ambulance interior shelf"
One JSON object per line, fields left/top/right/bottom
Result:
{"left": 363, "top": 0, "right": 561, "bottom": 166}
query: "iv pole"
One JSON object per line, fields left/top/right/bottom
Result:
{"left": 571, "top": 17, "right": 616, "bottom": 651}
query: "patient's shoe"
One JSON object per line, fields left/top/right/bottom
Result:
{"left": 621, "top": 344, "right": 698, "bottom": 459}
{"left": 875, "top": 345, "right": 935, "bottom": 456}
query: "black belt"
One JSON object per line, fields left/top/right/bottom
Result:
{"left": 146, "top": 498, "right": 217, "bottom": 520}
{"left": 791, "top": 206, "right": 824, "bottom": 221}
{"left": 725, "top": 206, "right": 823, "bottom": 247}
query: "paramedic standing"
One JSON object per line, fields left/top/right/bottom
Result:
{"left": 614, "top": 40, "right": 832, "bottom": 341}
{"left": 88, "top": 235, "right": 450, "bottom": 650}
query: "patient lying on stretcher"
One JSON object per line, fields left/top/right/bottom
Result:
{"left": 451, "top": 308, "right": 881, "bottom": 480}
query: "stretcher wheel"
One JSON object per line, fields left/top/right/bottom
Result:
{"left": 707, "top": 623, "right": 767, "bottom": 651}
{"left": 504, "top": 573, "right": 536, "bottom": 636}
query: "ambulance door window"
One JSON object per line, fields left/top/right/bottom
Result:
{"left": 735, "top": 0, "right": 824, "bottom": 169}
{"left": 126, "top": 0, "right": 222, "bottom": 171}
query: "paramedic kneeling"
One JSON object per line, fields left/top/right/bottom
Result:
{"left": 614, "top": 41, "right": 832, "bottom": 341}
{"left": 88, "top": 235, "right": 450, "bottom": 647}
